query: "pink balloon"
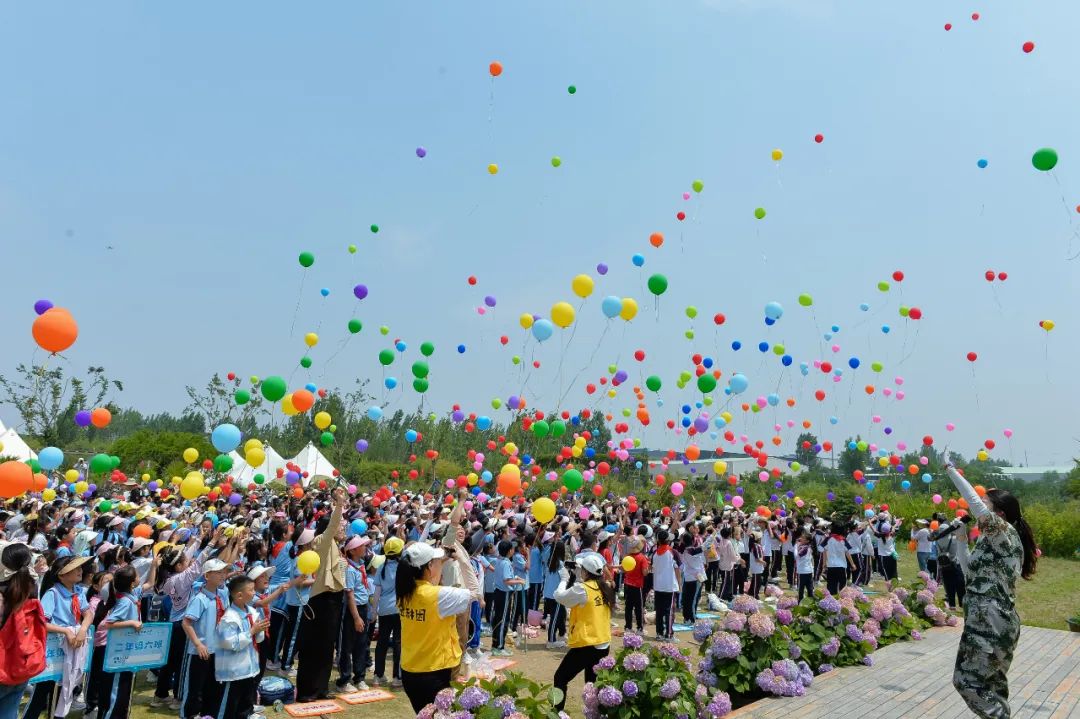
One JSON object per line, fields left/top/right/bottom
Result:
{"left": 813, "top": 359, "right": 822, "bottom": 368}
{"left": 786, "top": 420, "right": 795, "bottom": 428}
{"left": 732, "top": 495, "right": 744, "bottom": 508}
{"left": 476, "top": 453, "right": 485, "bottom": 462}
{"left": 895, "top": 376, "right": 904, "bottom": 386}
{"left": 477, "top": 307, "right": 486, "bottom": 315}
{"left": 1003, "top": 428, "right": 1013, "bottom": 438}
{"left": 756, "top": 396, "right": 767, "bottom": 408}
{"left": 896, "top": 442, "right": 907, "bottom": 451}
{"left": 671, "top": 482, "right": 684, "bottom": 496}
{"left": 446, "top": 479, "right": 455, "bottom": 488}
{"left": 919, "top": 456, "right": 929, "bottom": 465}
{"left": 473, "top": 461, "right": 483, "bottom": 471}
{"left": 883, "top": 388, "right": 893, "bottom": 397}
{"left": 932, "top": 494, "right": 942, "bottom": 504}
{"left": 869, "top": 443, "right": 878, "bottom": 453}
{"left": 464, "top": 501, "right": 474, "bottom": 511}
{"left": 795, "top": 499, "right": 805, "bottom": 508}
{"left": 546, "top": 471, "right": 557, "bottom": 481}
{"left": 682, "top": 192, "right": 691, "bottom": 200}
{"left": 833, "top": 375, "right": 842, "bottom": 383}
{"left": 347, "top": 484, "right": 357, "bottom": 495}
{"left": 896, "top": 391, "right": 905, "bottom": 400}
{"left": 946, "top": 423, "right": 956, "bottom": 431}
{"left": 477, "top": 492, "right": 489, "bottom": 503}
{"left": 578, "top": 507, "right": 590, "bottom": 520}
{"left": 872, "top": 415, "right": 882, "bottom": 423}
{"left": 773, "top": 423, "right": 782, "bottom": 432}
{"left": 831, "top": 344, "right": 840, "bottom": 353}
{"left": 758, "top": 471, "right": 769, "bottom": 482}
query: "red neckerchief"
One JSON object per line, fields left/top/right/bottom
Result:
{"left": 271, "top": 541, "right": 287, "bottom": 559}
{"left": 203, "top": 588, "right": 226, "bottom": 622}
{"left": 830, "top": 533, "right": 845, "bottom": 542}
{"left": 349, "top": 558, "right": 368, "bottom": 586}
{"left": 655, "top": 545, "right": 672, "bottom": 556}
{"left": 70, "top": 593, "right": 81, "bottom": 620}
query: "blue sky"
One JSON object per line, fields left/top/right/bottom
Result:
{"left": 1, "top": 1, "right": 1078, "bottom": 465}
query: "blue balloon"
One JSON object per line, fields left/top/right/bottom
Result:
{"left": 656, "top": 399, "right": 665, "bottom": 407}
{"left": 476, "top": 416, "right": 492, "bottom": 431}
{"left": 631, "top": 253, "right": 645, "bottom": 267}
{"left": 829, "top": 416, "right": 839, "bottom": 425}
{"left": 457, "top": 344, "right": 466, "bottom": 353}
{"left": 521, "top": 454, "right": 532, "bottom": 465}
{"left": 781, "top": 354, "right": 793, "bottom": 366}
{"left": 211, "top": 423, "right": 242, "bottom": 453}
{"left": 824, "top": 333, "right": 832, "bottom": 341}
{"left": 384, "top": 377, "right": 398, "bottom": 389}
{"left": 395, "top": 340, "right": 407, "bottom": 352}
{"left": 767, "top": 393, "right": 779, "bottom": 406}
{"left": 758, "top": 341, "right": 769, "bottom": 353}
{"left": 799, "top": 363, "right": 809, "bottom": 376}
{"left": 859, "top": 303, "right": 870, "bottom": 312}
{"left": 901, "top": 480, "right": 911, "bottom": 490}
{"left": 848, "top": 357, "right": 860, "bottom": 369}
{"left": 570, "top": 415, "right": 581, "bottom": 426}
{"left": 681, "top": 404, "right": 691, "bottom": 415}
{"left": 305, "top": 383, "right": 317, "bottom": 393}
{"left": 694, "top": 401, "right": 703, "bottom": 409}
{"left": 977, "top": 158, "right": 988, "bottom": 168}
{"left": 702, "top": 357, "right": 713, "bottom": 369}
{"left": 728, "top": 374, "right": 749, "bottom": 394}
{"left": 881, "top": 325, "right": 890, "bottom": 334}
{"left": 367, "top": 405, "right": 384, "bottom": 421}
{"left": 480, "top": 470, "right": 493, "bottom": 484}
{"left": 584, "top": 447, "right": 595, "bottom": 458}
{"left": 349, "top": 519, "right": 368, "bottom": 536}
{"left": 405, "top": 429, "right": 418, "bottom": 443}
{"left": 764, "top": 301, "right": 784, "bottom": 320}
{"left": 320, "top": 288, "right": 330, "bottom": 297}
{"left": 865, "top": 481, "right": 875, "bottom": 491}
{"left": 680, "top": 417, "right": 691, "bottom": 428}
{"left": 714, "top": 417, "right": 727, "bottom": 428}
{"left": 764, "top": 317, "right": 776, "bottom": 326}
{"left": 600, "top": 296, "right": 623, "bottom": 319}
{"left": 848, "top": 441, "right": 857, "bottom": 450}
{"left": 532, "top": 318, "right": 555, "bottom": 342}
{"left": 38, "top": 446, "right": 64, "bottom": 471}
{"left": 635, "top": 461, "right": 643, "bottom": 469}
{"left": 922, "top": 473, "right": 932, "bottom": 484}
{"left": 731, "top": 341, "right": 742, "bottom": 351}
{"left": 831, "top": 325, "right": 840, "bottom": 333}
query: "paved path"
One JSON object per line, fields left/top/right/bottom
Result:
{"left": 727, "top": 624, "right": 1080, "bottom": 718}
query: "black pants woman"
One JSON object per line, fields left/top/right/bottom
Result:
{"left": 296, "top": 590, "right": 344, "bottom": 701}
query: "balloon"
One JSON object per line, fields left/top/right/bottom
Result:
{"left": 551, "top": 302, "right": 576, "bottom": 329}
{"left": 411, "top": 361, "right": 429, "bottom": 379}
{"left": 601, "top": 296, "right": 623, "bottom": 319}
{"left": 246, "top": 448, "right": 265, "bottom": 467}
{"left": 297, "top": 550, "right": 321, "bottom": 575}
{"left": 1032, "top": 147, "right": 1058, "bottom": 171}
{"left": 314, "top": 412, "right": 332, "bottom": 430}
{"left": 211, "top": 423, "right": 242, "bottom": 453}
{"left": 814, "top": 134, "right": 824, "bottom": 143}
{"left": 32, "top": 308, "right": 78, "bottom": 354}
{"left": 183, "top": 447, "right": 199, "bottom": 464}
{"left": 645, "top": 375, "right": 662, "bottom": 392}
{"left": 798, "top": 294, "right": 813, "bottom": 307}
{"left": 320, "top": 431, "right": 334, "bottom": 446}
{"left": 754, "top": 207, "right": 766, "bottom": 220}
{"left": 562, "top": 469, "right": 584, "bottom": 492}
{"left": 90, "top": 407, "right": 112, "bottom": 429}
{"left": 489, "top": 61, "right": 503, "bottom": 77}
{"left": 487, "top": 163, "right": 499, "bottom": 175}
{"left": 647, "top": 274, "right": 668, "bottom": 296}
{"left": 571, "top": 274, "right": 594, "bottom": 298}
{"left": 1022, "top": 41, "right": 1035, "bottom": 53}
{"left": 671, "top": 482, "right": 684, "bottom": 496}
{"left": 620, "top": 298, "right": 639, "bottom": 322}
{"left": 281, "top": 394, "right": 299, "bottom": 416}
{"left": 64, "top": 469, "right": 78, "bottom": 483}
{"left": 42, "top": 488, "right": 56, "bottom": 502}
{"left": 728, "top": 374, "right": 749, "bottom": 394}
{"left": 977, "top": 158, "right": 988, "bottom": 169}
{"left": 418, "top": 341, "right": 435, "bottom": 357}
{"left": 532, "top": 318, "right": 555, "bottom": 342}
{"left": 697, "top": 374, "right": 717, "bottom": 393}
{"left": 33, "top": 299, "right": 54, "bottom": 316}
{"left": 764, "top": 301, "right": 784, "bottom": 320}
{"left": 966, "top": 352, "right": 978, "bottom": 362}
{"left": 771, "top": 149, "right": 783, "bottom": 161}
{"left": 304, "top": 332, "right": 319, "bottom": 348}
{"left": 367, "top": 405, "right": 383, "bottom": 421}
{"left": 75, "top": 410, "right": 91, "bottom": 427}
{"left": 261, "top": 376, "right": 287, "bottom": 402}
{"left": 532, "top": 497, "right": 556, "bottom": 523}
{"left": 38, "top": 447, "right": 63, "bottom": 471}
{"left": 621, "top": 556, "right": 636, "bottom": 572}
{"left": 180, "top": 472, "right": 205, "bottom": 500}
{"left": 378, "top": 349, "right": 395, "bottom": 366}
{"left": 0, "top": 461, "right": 32, "bottom": 497}
{"left": 732, "top": 495, "right": 744, "bottom": 508}
{"left": 234, "top": 389, "right": 252, "bottom": 406}
{"left": 412, "top": 378, "right": 429, "bottom": 393}
{"left": 298, "top": 252, "right": 315, "bottom": 268}
{"left": 346, "top": 318, "right": 363, "bottom": 335}
{"left": 649, "top": 232, "right": 664, "bottom": 248}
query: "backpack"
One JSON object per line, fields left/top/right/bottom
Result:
{"left": 0, "top": 599, "right": 47, "bottom": 685}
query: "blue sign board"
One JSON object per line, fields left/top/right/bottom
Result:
{"left": 30, "top": 626, "right": 95, "bottom": 685}
{"left": 104, "top": 622, "right": 173, "bottom": 673}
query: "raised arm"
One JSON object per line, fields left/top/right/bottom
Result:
{"left": 944, "top": 465, "right": 989, "bottom": 519}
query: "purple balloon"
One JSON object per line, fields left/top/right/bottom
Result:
{"left": 614, "top": 370, "right": 629, "bottom": 383}
{"left": 770, "top": 494, "right": 779, "bottom": 502}
{"left": 148, "top": 481, "right": 159, "bottom": 491}
{"left": 884, "top": 427, "right": 893, "bottom": 435}
{"left": 596, "top": 263, "right": 608, "bottom": 276}
{"left": 855, "top": 496, "right": 863, "bottom": 504}
{"left": 416, "top": 147, "right": 427, "bottom": 158}
{"left": 451, "top": 410, "right": 465, "bottom": 423}
{"left": 507, "top": 396, "right": 521, "bottom": 409}
{"left": 229, "top": 493, "right": 242, "bottom": 506}
{"left": 484, "top": 295, "right": 496, "bottom": 308}
{"left": 286, "top": 471, "right": 300, "bottom": 485}
{"left": 34, "top": 299, "right": 54, "bottom": 316}
{"left": 88, "top": 484, "right": 97, "bottom": 493}
{"left": 827, "top": 491, "right": 835, "bottom": 501}
{"left": 693, "top": 417, "right": 709, "bottom": 433}
{"left": 353, "top": 284, "right": 369, "bottom": 300}
{"left": 736, "top": 487, "right": 744, "bottom": 495}
{"left": 75, "top": 410, "right": 92, "bottom": 427}
{"left": 723, "top": 493, "right": 732, "bottom": 501}
{"left": 355, "top": 439, "right": 369, "bottom": 453}
{"left": 786, "top": 490, "right": 795, "bottom": 499}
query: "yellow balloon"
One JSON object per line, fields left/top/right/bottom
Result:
{"left": 878, "top": 457, "right": 889, "bottom": 468}
{"left": 607, "top": 389, "right": 616, "bottom": 398}
{"left": 281, "top": 394, "right": 299, "bottom": 416}
{"left": 519, "top": 313, "right": 535, "bottom": 330}
{"left": 721, "top": 411, "right": 733, "bottom": 424}
{"left": 181, "top": 471, "right": 205, "bottom": 500}
{"left": 244, "top": 438, "right": 262, "bottom": 453}
{"left": 467, "top": 472, "right": 479, "bottom": 486}
{"left": 304, "top": 332, "right": 319, "bottom": 348}
{"left": 297, "top": 550, "right": 321, "bottom": 575}
{"left": 75, "top": 481, "right": 88, "bottom": 495}
{"left": 500, "top": 463, "right": 521, "bottom": 480}
{"left": 771, "top": 148, "right": 784, "bottom": 161}
{"left": 183, "top": 448, "right": 199, "bottom": 464}
{"left": 621, "top": 556, "right": 636, "bottom": 572}
{"left": 65, "top": 469, "right": 79, "bottom": 483}
{"left": 619, "top": 297, "right": 638, "bottom": 322}
{"left": 713, "top": 460, "right": 728, "bottom": 475}
{"left": 574, "top": 436, "right": 587, "bottom": 448}
{"left": 571, "top": 446, "right": 582, "bottom": 457}
{"left": 531, "top": 497, "right": 556, "bottom": 523}
{"left": 171, "top": 476, "right": 181, "bottom": 486}
{"left": 487, "top": 163, "right": 499, "bottom": 175}
{"left": 977, "top": 450, "right": 989, "bottom": 461}
{"left": 1042, "top": 320, "right": 1055, "bottom": 331}
{"left": 42, "top": 488, "right": 56, "bottom": 502}
{"left": 246, "top": 449, "right": 266, "bottom": 467}
{"left": 571, "top": 274, "right": 594, "bottom": 299}
{"left": 314, "top": 411, "right": 332, "bottom": 429}
{"left": 141, "top": 473, "right": 150, "bottom": 483}
{"left": 551, "top": 301, "right": 576, "bottom": 329}
{"left": 503, "top": 442, "right": 518, "bottom": 456}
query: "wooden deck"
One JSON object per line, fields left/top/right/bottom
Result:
{"left": 727, "top": 624, "right": 1080, "bottom": 718}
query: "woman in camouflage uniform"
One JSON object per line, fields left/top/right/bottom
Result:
{"left": 944, "top": 463, "right": 1038, "bottom": 719}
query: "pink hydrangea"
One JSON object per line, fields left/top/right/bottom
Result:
{"left": 722, "top": 611, "right": 747, "bottom": 632}
{"left": 748, "top": 613, "right": 776, "bottom": 638}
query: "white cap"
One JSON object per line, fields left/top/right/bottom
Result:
{"left": 576, "top": 552, "right": 605, "bottom": 576}
{"left": 203, "top": 559, "right": 228, "bottom": 574}
{"left": 296, "top": 528, "right": 315, "bottom": 546}
{"left": 131, "top": 537, "right": 154, "bottom": 551}
{"left": 247, "top": 565, "right": 276, "bottom": 581}
{"left": 402, "top": 543, "right": 446, "bottom": 568}
{"left": 344, "top": 536, "right": 371, "bottom": 552}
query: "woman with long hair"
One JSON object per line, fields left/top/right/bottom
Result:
{"left": 945, "top": 463, "right": 1038, "bottom": 719}
{"left": 551, "top": 553, "right": 616, "bottom": 712}
{"left": 542, "top": 538, "right": 567, "bottom": 647}
{"left": 0, "top": 544, "right": 45, "bottom": 719}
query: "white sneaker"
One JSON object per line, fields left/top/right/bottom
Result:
{"left": 252, "top": 705, "right": 266, "bottom": 714}
{"left": 338, "top": 683, "right": 358, "bottom": 694}
{"left": 390, "top": 678, "right": 402, "bottom": 688}
{"left": 371, "top": 676, "right": 384, "bottom": 686}
{"left": 266, "top": 660, "right": 280, "bottom": 671}
{"left": 356, "top": 681, "right": 369, "bottom": 691}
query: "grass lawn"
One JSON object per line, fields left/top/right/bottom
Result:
{"left": 124, "top": 551, "right": 1077, "bottom": 719}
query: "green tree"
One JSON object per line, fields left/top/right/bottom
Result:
{"left": 0, "top": 364, "right": 122, "bottom": 446}
{"left": 108, "top": 430, "right": 215, "bottom": 478}
{"left": 1065, "top": 461, "right": 1080, "bottom": 500}
{"left": 185, "top": 374, "right": 268, "bottom": 436}
{"left": 837, "top": 437, "right": 869, "bottom": 479}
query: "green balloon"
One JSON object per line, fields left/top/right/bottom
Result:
{"left": 370, "top": 224, "right": 380, "bottom": 234}
{"left": 679, "top": 370, "right": 692, "bottom": 382}
{"left": 378, "top": 349, "right": 395, "bottom": 366}
{"left": 320, "top": 431, "right": 334, "bottom": 446}
{"left": 412, "top": 377, "right": 429, "bottom": 393}
{"left": 798, "top": 293, "right": 813, "bottom": 307}
{"left": 253, "top": 473, "right": 265, "bottom": 485}
{"left": 898, "top": 306, "right": 910, "bottom": 318}
{"left": 647, "top": 274, "right": 668, "bottom": 296}
{"left": 420, "top": 341, "right": 435, "bottom": 357}
{"left": 531, "top": 420, "right": 550, "bottom": 438}
{"left": 697, "top": 374, "right": 717, "bottom": 393}
{"left": 110, "top": 456, "right": 121, "bottom": 469}
{"left": 411, "top": 361, "right": 429, "bottom": 378}
{"left": 1032, "top": 147, "right": 1058, "bottom": 172}
{"left": 871, "top": 361, "right": 884, "bottom": 372}
{"left": 234, "top": 389, "right": 250, "bottom": 405}
{"left": 692, "top": 180, "right": 704, "bottom": 193}
{"left": 491, "top": 398, "right": 502, "bottom": 409}
{"left": 379, "top": 326, "right": 389, "bottom": 335}
{"left": 551, "top": 420, "right": 566, "bottom": 438}
{"left": 214, "top": 454, "right": 233, "bottom": 473}
{"left": 98, "top": 500, "right": 112, "bottom": 512}
{"left": 754, "top": 207, "right": 766, "bottom": 220}
{"left": 562, "top": 469, "right": 584, "bottom": 492}
{"left": 551, "top": 156, "right": 562, "bottom": 167}
{"left": 645, "top": 375, "right": 662, "bottom": 392}
{"left": 567, "top": 85, "right": 576, "bottom": 94}
{"left": 684, "top": 330, "right": 695, "bottom": 340}
{"left": 298, "top": 251, "right": 315, "bottom": 268}
{"left": 261, "top": 376, "right": 287, "bottom": 402}
{"left": 300, "top": 356, "right": 313, "bottom": 369}
{"left": 89, "top": 453, "right": 111, "bottom": 474}
{"left": 877, "top": 281, "right": 890, "bottom": 292}
{"left": 607, "top": 364, "right": 618, "bottom": 374}
{"left": 773, "top": 344, "right": 786, "bottom": 355}
{"left": 25, "top": 458, "right": 40, "bottom": 473}
{"left": 685, "top": 306, "right": 698, "bottom": 319}
{"left": 347, "top": 318, "right": 363, "bottom": 334}
{"left": 329, "top": 424, "right": 337, "bottom": 433}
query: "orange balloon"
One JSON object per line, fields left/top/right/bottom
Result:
{"left": 649, "top": 232, "right": 664, "bottom": 248}
{"left": 930, "top": 520, "right": 940, "bottom": 531}
{"left": 685, "top": 445, "right": 700, "bottom": 461}
{"left": 496, "top": 472, "right": 521, "bottom": 497}
{"left": 292, "top": 486, "right": 304, "bottom": 498}
{"left": 32, "top": 308, "right": 78, "bottom": 354}
{"left": 91, "top": 407, "right": 112, "bottom": 428}
{"left": 974, "top": 484, "right": 987, "bottom": 497}
{"left": 133, "top": 523, "right": 153, "bottom": 539}
{"left": 32, "top": 473, "right": 47, "bottom": 491}
{"left": 771, "top": 436, "right": 782, "bottom": 446}
{"left": 489, "top": 61, "right": 503, "bottom": 77}
{"left": 292, "top": 389, "right": 315, "bottom": 412}
{"left": 0, "top": 462, "right": 33, "bottom": 498}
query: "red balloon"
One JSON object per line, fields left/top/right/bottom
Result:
{"left": 997, "top": 272, "right": 1007, "bottom": 281}
{"left": 676, "top": 211, "right": 686, "bottom": 221}
{"left": 820, "top": 362, "right": 833, "bottom": 373}
{"left": 923, "top": 435, "right": 934, "bottom": 446}
{"left": 814, "top": 389, "right": 826, "bottom": 401}
{"left": 908, "top": 307, "right": 923, "bottom": 320}
{"left": 966, "top": 352, "right": 978, "bottom": 362}
{"left": 814, "top": 133, "right": 824, "bottom": 143}
{"left": 227, "top": 372, "right": 236, "bottom": 381}
{"left": 467, "top": 275, "right": 477, "bottom": 285}
{"left": 713, "top": 313, "right": 726, "bottom": 325}
{"left": 985, "top": 270, "right": 996, "bottom": 282}
{"left": 634, "top": 350, "right": 646, "bottom": 362}
{"left": 984, "top": 439, "right": 996, "bottom": 450}
{"left": 500, "top": 335, "right": 509, "bottom": 345}
{"left": 585, "top": 383, "right": 596, "bottom": 394}
{"left": 1022, "top": 41, "right": 1035, "bottom": 53}
{"left": 892, "top": 270, "right": 904, "bottom": 282}
{"left": 944, "top": 23, "right": 952, "bottom": 30}
{"left": 971, "top": 12, "right": 979, "bottom": 20}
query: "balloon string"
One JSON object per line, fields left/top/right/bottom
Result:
{"left": 897, "top": 324, "right": 921, "bottom": 366}
{"left": 970, "top": 365, "right": 981, "bottom": 411}
{"left": 289, "top": 273, "right": 307, "bottom": 339}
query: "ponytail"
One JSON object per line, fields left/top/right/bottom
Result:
{"left": 0, "top": 544, "right": 36, "bottom": 628}
{"left": 584, "top": 570, "right": 617, "bottom": 610}
{"left": 394, "top": 561, "right": 424, "bottom": 610}
{"left": 1013, "top": 516, "right": 1038, "bottom": 580}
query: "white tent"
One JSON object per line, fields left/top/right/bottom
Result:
{"left": 228, "top": 444, "right": 289, "bottom": 487}
{"left": 289, "top": 442, "right": 337, "bottom": 486}
{"left": 0, "top": 419, "right": 38, "bottom": 462}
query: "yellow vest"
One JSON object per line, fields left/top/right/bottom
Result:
{"left": 568, "top": 580, "right": 611, "bottom": 648}
{"left": 399, "top": 581, "right": 461, "bottom": 673}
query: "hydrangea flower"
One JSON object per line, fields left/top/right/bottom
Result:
{"left": 946, "top": 615, "right": 959, "bottom": 627}
{"left": 622, "top": 652, "right": 649, "bottom": 672}
{"left": 775, "top": 608, "right": 793, "bottom": 625}
{"left": 870, "top": 598, "right": 893, "bottom": 622}
{"left": 771, "top": 659, "right": 799, "bottom": 681}
{"left": 458, "top": 686, "right": 490, "bottom": 711}
{"left": 492, "top": 696, "right": 517, "bottom": 717}
{"left": 893, "top": 587, "right": 910, "bottom": 602}
{"left": 622, "top": 680, "right": 639, "bottom": 698}
{"left": 722, "top": 611, "right": 747, "bottom": 632}
{"left": 862, "top": 618, "right": 881, "bottom": 638}
{"left": 596, "top": 656, "right": 617, "bottom": 671}
{"left": 926, "top": 579, "right": 939, "bottom": 593}
{"left": 597, "top": 686, "right": 623, "bottom": 707}
{"left": 865, "top": 634, "right": 878, "bottom": 649}
{"left": 709, "top": 631, "right": 743, "bottom": 659}
{"left": 417, "top": 706, "right": 436, "bottom": 719}
{"left": 698, "top": 668, "right": 719, "bottom": 687}
{"left": 845, "top": 623, "right": 864, "bottom": 642}
{"left": 658, "top": 643, "right": 686, "bottom": 663}
{"left": 435, "top": 689, "right": 455, "bottom": 711}
{"left": 693, "top": 620, "right": 716, "bottom": 643}
{"left": 911, "top": 629, "right": 923, "bottom": 641}
{"left": 622, "top": 632, "right": 644, "bottom": 649}
{"left": 797, "top": 660, "right": 814, "bottom": 687}
{"left": 450, "top": 711, "right": 474, "bottom": 719}
{"left": 748, "top": 612, "right": 776, "bottom": 638}
{"left": 730, "top": 594, "right": 760, "bottom": 615}
{"left": 821, "top": 636, "right": 840, "bottom": 657}
{"left": 764, "top": 583, "right": 783, "bottom": 598}
{"left": 706, "top": 693, "right": 732, "bottom": 718}
{"left": 916, "top": 589, "right": 935, "bottom": 605}
{"left": 777, "top": 596, "right": 798, "bottom": 610}
{"left": 788, "top": 641, "right": 801, "bottom": 660}
{"left": 863, "top": 655, "right": 875, "bottom": 666}
{"left": 698, "top": 656, "right": 714, "bottom": 673}
{"left": 818, "top": 663, "right": 834, "bottom": 674}
{"left": 818, "top": 596, "right": 842, "bottom": 613}
{"left": 659, "top": 678, "right": 681, "bottom": 699}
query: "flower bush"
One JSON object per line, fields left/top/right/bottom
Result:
{"left": 584, "top": 633, "right": 726, "bottom": 718}
{"left": 418, "top": 672, "right": 567, "bottom": 719}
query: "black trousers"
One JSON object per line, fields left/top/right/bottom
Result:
{"left": 735, "top": 554, "right": 749, "bottom": 594}
{"left": 527, "top": 583, "right": 543, "bottom": 612}
{"left": 826, "top": 566, "right": 847, "bottom": 596}
{"left": 181, "top": 653, "right": 221, "bottom": 719}
{"left": 99, "top": 670, "right": 133, "bottom": 719}
{"left": 770, "top": 550, "right": 782, "bottom": 578}
{"left": 623, "top": 586, "right": 644, "bottom": 631}
{"left": 220, "top": 676, "right": 256, "bottom": 719}
{"left": 880, "top": 555, "right": 898, "bottom": 581}
{"left": 705, "top": 561, "right": 719, "bottom": 593}
{"left": 748, "top": 572, "right": 762, "bottom": 599}
{"left": 784, "top": 553, "right": 796, "bottom": 586}
{"left": 718, "top": 568, "right": 734, "bottom": 601}
{"left": 337, "top": 608, "right": 369, "bottom": 685}
{"left": 927, "top": 557, "right": 938, "bottom": 580}
{"left": 21, "top": 681, "right": 54, "bottom": 719}
{"left": 553, "top": 646, "right": 608, "bottom": 712}
{"left": 155, "top": 620, "right": 187, "bottom": 699}
{"left": 86, "top": 645, "right": 106, "bottom": 711}
{"left": 681, "top": 581, "right": 700, "bottom": 623}
{"left": 374, "top": 613, "right": 402, "bottom": 678}
{"left": 297, "top": 590, "right": 344, "bottom": 701}
{"left": 544, "top": 598, "right": 566, "bottom": 642}
{"left": 942, "top": 563, "right": 966, "bottom": 608}
{"left": 654, "top": 591, "right": 675, "bottom": 638}
{"left": 490, "top": 589, "right": 510, "bottom": 650}
{"left": 483, "top": 591, "right": 494, "bottom": 624}
{"left": 797, "top": 572, "right": 815, "bottom": 603}
{"left": 277, "top": 604, "right": 302, "bottom": 668}
{"left": 761, "top": 555, "right": 772, "bottom": 583}
{"left": 401, "top": 668, "right": 452, "bottom": 714}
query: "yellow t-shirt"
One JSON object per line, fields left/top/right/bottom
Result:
{"left": 399, "top": 580, "right": 461, "bottom": 672}
{"left": 568, "top": 580, "right": 611, "bottom": 648}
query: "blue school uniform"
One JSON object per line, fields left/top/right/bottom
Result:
{"left": 185, "top": 587, "right": 226, "bottom": 655}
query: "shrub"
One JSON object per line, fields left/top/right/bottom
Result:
{"left": 418, "top": 672, "right": 565, "bottom": 719}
